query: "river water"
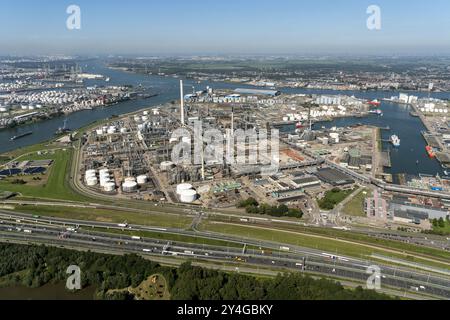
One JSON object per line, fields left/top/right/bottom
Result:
{"left": 1, "top": 60, "right": 449, "bottom": 178}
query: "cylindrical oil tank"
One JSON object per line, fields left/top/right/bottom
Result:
{"left": 100, "top": 178, "right": 112, "bottom": 187}
{"left": 179, "top": 189, "right": 197, "bottom": 203}
{"left": 160, "top": 161, "right": 174, "bottom": 172}
{"left": 103, "top": 182, "right": 116, "bottom": 192}
{"left": 86, "top": 169, "right": 96, "bottom": 176}
{"left": 122, "top": 181, "right": 138, "bottom": 193}
{"left": 125, "top": 177, "right": 136, "bottom": 183}
{"left": 86, "top": 177, "right": 98, "bottom": 187}
{"left": 176, "top": 183, "right": 193, "bottom": 195}
{"left": 137, "top": 175, "right": 148, "bottom": 185}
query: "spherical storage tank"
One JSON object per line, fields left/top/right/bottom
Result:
{"left": 137, "top": 175, "right": 148, "bottom": 185}
{"left": 122, "top": 181, "right": 138, "bottom": 193}
{"left": 176, "top": 183, "right": 193, "bottom": 195}
{"left": 180, "top": 189, "right": 197, "bottom": 203}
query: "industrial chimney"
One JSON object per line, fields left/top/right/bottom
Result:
{"left": 180, "top": 80, "right": 185, "bottom": 125}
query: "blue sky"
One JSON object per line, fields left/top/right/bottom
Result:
{"left": 1, "top": 0, "right": 450, "bottom": 55}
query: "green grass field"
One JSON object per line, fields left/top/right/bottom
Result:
{"left": 343, "top": 189, "right": 371, "bottom": 217}
{"left": 318, "top": 188, "right": 354, "bottom": 210}
{"left": 0, "top": 149, "right": 87, "bottom": 201}
{"left": 10, "top": 204, "right": 193, "bottom": 229}
{"left": 200, "top": 222, "right": 450, "bottom": 270}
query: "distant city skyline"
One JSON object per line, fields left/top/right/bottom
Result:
{"left": 1, "top": 0, "right": 450, "bottom": 55}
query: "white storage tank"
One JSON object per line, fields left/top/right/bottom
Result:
{"left": 100, "top": 178, "right": 112, "bottom": 187}
{"left": 86, "top": 177, "right": 98, "bottom": 187}
{"left": 86, "top": 169, "right": 96, "bottom": 175}
{"left": 107, "top": 126, "right": 116, "bottom": 134}
{"left": 137, "top": 175, "right": 148, "bottom": 185}
{"left": 160, "top": 161, "right": 174, "bottom": 172}
{"left": 120, "top": 128, "right": 128, "bottom": 134}
{"left": 103, "top": 182, "right": 116, "bottom": 192}
{"left": 125, "top": 177, "right": 136, "bottom": 183}
{"left": 122, "top": 181, "right": 138, "bottom": 193}
{"left": 177, "top": 183, "right": 193, "bottom": 195}
{"left": 179, "top": 189, "right": 197, "bottom": 203}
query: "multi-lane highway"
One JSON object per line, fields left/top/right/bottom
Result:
{"left": 0, "top": 210, "right": 449, "bottom": 299}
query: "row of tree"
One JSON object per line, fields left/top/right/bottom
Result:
{"left": 0, "top": 243, "right": 392, "bottom": 300}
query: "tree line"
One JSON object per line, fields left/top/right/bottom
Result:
{"left": 0, "top": 243, "right": 392, "bottom": 300}
{"left": 238, "top": 198, "right": 303, "bottom": 219}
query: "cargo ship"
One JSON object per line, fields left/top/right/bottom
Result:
{"left": 10, "top": 131, "right": 33, "bottom": 141}
{"left": 426, "top": 145, "right": 436, "bottom": 158}
{"left": 390, "top": 135, "right": 401, "bottom": 147}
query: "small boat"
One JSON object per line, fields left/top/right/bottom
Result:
{"left": 390, "top": 135, "right": 401, "bottom": 147}
{"left": 55, "top": 119, "right": 71, "bottom": 136}
{"left": 369, "top": 109, "right": 383, "bottom": 116}
{"left": 368, "top": 99, "right": 381, "bottom": 106}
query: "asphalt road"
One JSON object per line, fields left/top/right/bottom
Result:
{"left": 0, "top": 210, "right": 449, "bottom": 299}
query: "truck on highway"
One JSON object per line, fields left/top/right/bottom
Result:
{"left": 118, "top": 223, "right": 128, "bottom": 228}
{"left": 280, "top": 246, "right": 290, "bottom": 252}
{"left": 184, "top": 250, "right": 194, "bottom": 255}
{"left": 143, "top": 249, "right": 151, "bottom": 253}
{"left": 131, "top": 236, "right": 141, "bottom": 240}
{"left": 23, "top": 229, "right": 32, "bottom": 234}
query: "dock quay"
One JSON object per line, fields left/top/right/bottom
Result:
{"left": 381, "top": 151, "right": 392, "bottom": 168}
{"left": 421, "top": 131, "right": 441, "bottom": 149}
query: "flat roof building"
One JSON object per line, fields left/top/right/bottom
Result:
{"left": 234, "top": 88, "right": 281, "bottom": 97}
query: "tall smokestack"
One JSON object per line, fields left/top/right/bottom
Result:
{"left": 180, "top": 80, "right": 185, "bottom": 125}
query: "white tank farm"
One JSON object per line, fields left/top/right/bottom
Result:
{"left": 179, "top": 189, "right": 197, "bottom": 203}
{"left": 86, "top": 177, "right": 98, "bottom": 187}
{"left": 160, "top": 161, "right": 174, "bottom": 172}
{"left": 103, "top": 182, "right": 116, "bottom": 192}
{"left": 176, "top": 183, "right": 193, "bottom": 195}
{"left": 136, "top": 175, "right": 148, "bottom": 185}
{"left": 122, "top": 181, "right": 138, "bottom": 193}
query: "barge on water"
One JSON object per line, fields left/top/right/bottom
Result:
{"left": 10, "top": 131, "right": 33, "bottom": 141}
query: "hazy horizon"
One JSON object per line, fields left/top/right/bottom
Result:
{"left": 2, "top": 0, "right": 450, "bottom": 56}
